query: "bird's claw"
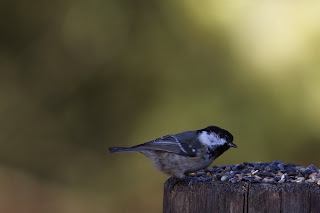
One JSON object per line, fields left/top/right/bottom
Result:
{"left": 167, "top": 175, "right": 212, "bottom": 191}
{"left": 168, "top": 178, "right": 180, "bottom": 190}
{"left": 187, "top": 176, "right": 212, "bottom": 188}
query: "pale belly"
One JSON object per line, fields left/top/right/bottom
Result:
{"left": 141, "top": 150, "right": 214, "bottom": 179}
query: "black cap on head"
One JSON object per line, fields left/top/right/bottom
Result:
{"left": 198, "top": 126, "right": 236, "bottom": 147}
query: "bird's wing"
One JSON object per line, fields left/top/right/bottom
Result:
{"left": 136, "top": 132, "right": 203, "bottom": 157}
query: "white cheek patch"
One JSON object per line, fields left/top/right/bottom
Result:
{"left": 199, "top": 131, "right": 226, "bottom": 146}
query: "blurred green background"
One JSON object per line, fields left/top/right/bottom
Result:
{"left": 1, "top": 0, "right": 320, "bottom": 212}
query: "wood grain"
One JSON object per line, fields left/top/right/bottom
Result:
{"left": 163, "top": 177, "right": 320, "bottom": 213}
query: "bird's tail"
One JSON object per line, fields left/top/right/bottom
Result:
{"left": 109, "top": 147, "right": 137, "bottom": 153}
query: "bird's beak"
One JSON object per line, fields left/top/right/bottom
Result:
{"left": 229, "top": 142, "right": 237, "bottom": 148}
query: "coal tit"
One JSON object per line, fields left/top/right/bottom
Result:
{"left": 109, "top": 126, "right": 237, "bottom": 186}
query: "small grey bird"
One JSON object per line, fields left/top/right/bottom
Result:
{"left": 109, "top": 126, "right": 237, "bottom": 187}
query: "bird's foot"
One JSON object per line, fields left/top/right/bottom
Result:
{"left": 185, "top": 176, "right": 212, "bottom": 188}
{"left": 168, "top": 178, "right": 181, "bottom": 190}
{"left": 167, "top": 175, "right": 212, "bottom": 190}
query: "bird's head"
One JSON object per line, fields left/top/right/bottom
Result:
{"left": 197, "top": 126, "right": 237, "bottom": 149}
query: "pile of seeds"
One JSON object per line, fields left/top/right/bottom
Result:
{"left": 191, "top": 161, "right": 320, "bottom": 185}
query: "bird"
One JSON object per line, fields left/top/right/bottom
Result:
{"left": 109, "top": 126, "right": 237, "bottom": 188}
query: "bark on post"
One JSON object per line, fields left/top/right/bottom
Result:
{"left": 163, "top": 177, "right": 320, "bottom": 213}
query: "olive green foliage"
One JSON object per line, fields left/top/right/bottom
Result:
{"left": 0, "top": 0, "right": 320, "bottom": 212}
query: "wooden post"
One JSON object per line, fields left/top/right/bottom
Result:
{"left": 163, "top": 177, "right": 320, "bottom": 213}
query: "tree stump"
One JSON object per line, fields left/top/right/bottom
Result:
{"left": 163, "top": 177, "right": 320, "bottom": 213}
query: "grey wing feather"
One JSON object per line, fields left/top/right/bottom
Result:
{"left": 136, "top": 131, "right": 203, "bottom": 157}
